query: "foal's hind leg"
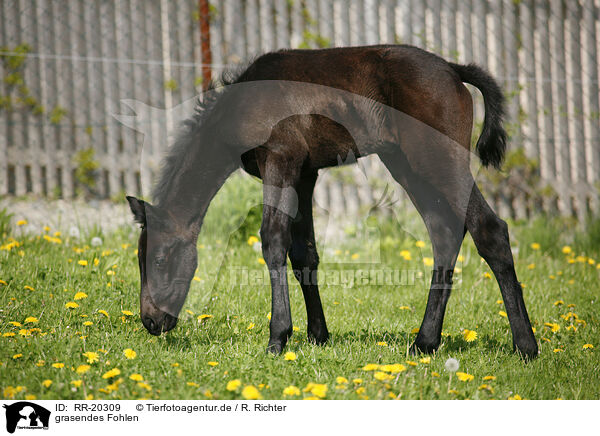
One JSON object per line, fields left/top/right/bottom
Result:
{"left": 288, "top": 172, "right": 329, "bottom": 345}
{"left": 465, "top": 185, "right": 538, "bottom": 359}
{"left": 381, "top": 152, "right": 464, "bottom": 354}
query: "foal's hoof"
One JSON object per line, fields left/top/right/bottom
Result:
{"left": 514, "top": 341, "right": 539, "bottom": 361}
{"left": 266, "top": 341, "right": 285, "bottom": 355}
{"left": 308, "top": 329, "right": 329, "bottom": 346}
{"left": 409, "top": 340, "right": 439, "bottom": 356}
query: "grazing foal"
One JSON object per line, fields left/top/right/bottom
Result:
{"left": 127, "top": 45, "right": 538, "bottom": 359}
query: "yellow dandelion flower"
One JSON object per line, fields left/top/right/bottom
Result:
{"left": 129, "top": 374, "right": 144, "bottom": 381}
{"left": 553, "top": 348, "right": 563, "bottom": 353}
{"left": 65, "top": 302, "right": 79, "bottom": 309}
{"left": 283, "top": 385, "right": 300, "bottom": 396}
{"left": 419, "top": 357, "right": 431, "bottom": 364}
{"left": 102, "top": 368, "right": 121, "bottom": 379}
{"left": 406, "top": 360, "right": 418, "bottom": 367}
{"left": 24, "top": 317, "right": 39, "bottom": 324}
{"left": 530, "top": 243, "right": 540, "bottom": 250}
{"left": 561, "top": 246, "right": 572, "bottom": 254}
{"left": 456, "top": 372, "right": 474, "bottom": 382}
{"left": 527, "top": 263, "right": 535, "bottom": 270}
{"left": 356, "top": 387, "right": 366, "bottom": 395}
{"left": 106, "top": 270, "right": 115, "bottom": 276}
{"left": 415, "top": 240, "right": 426, "bottom": 248}
{"left": 226, "top": 379, "right": 241, "bottom": 391}
{"left": 508, "top": 394, "right": 522, "bottom": 400}
{"left": 24, "top": 285, "right": 34, "bottom": 291}
{"left": 0, "top": 279, "right": 6, "bottom": 285}
{"left": 483, "top": 272, "right": 492, "bottom": 279}
{"left": 399, "top": 306, "right": 410, "bottom": 310}
{"left": 483, "top": 375, "right": 496, "bottom": 381}
{"left": 376, "top": 341, "right": 388, "bottom": 347}
{"left": 258, "top": 257, "right": 266, "bottom": 265}
{"left": 35, "top": 360, "right": 45, "bottom": 367}
{"left": 123, "top": 348, "right": 137, "bottom": 359}
{"left": 431, "top": 372, "right": 440, "bottom": 377}
{"left": 42, "top": 380, "right": 52, "bottom": 388}
{"left": 121, "top": 310, "right": 134, "bottom": 316}
{"left": 137, "top": 382, "right": 152, "bottom": 391}
{"left": 293, "top": 326, "right": 299, "bottom": 332}
{"left": 362, "top": 363, "right": 379, "bottom": 371}
{"left": 284, "top": 351, "right": 297, "bottom": 361}
{"left": 76, "top": 365, "right": 90, "bottom": 374}
{"left": 336, "top": 376, "right": 348, "bottom": 384}
{"left": 304, "top": 383, "right": 327, "bottom": 398}
{"left": 71, "top": 380, "right": 82, "bottom": 388}
{"left": 380, "top": 364, "right": 406, "bottom": 373}
{"left": 374, "top": 371, "right": 394, "bottom": 381}
{"left": 553, "top": 300, "right": 564, "bottom": 306}
{"left": 12, "top": 354, "right": 23, "bottom": 359}
{"left": 77, "top": 260, "right": 88, "bottom": 266}
{"left": 242, "top": 385, "right": 262, "bottom": 400}
{"left": 83, "top": 321, "right": 93, "bottom": 326}
{"left": 3, "top": 332, "right": 16, "bottom": 337}
{"left": 16, "top": 219, "right": 27, "bottom": 226}
{"left": 83, "top": 351, "right": 99, "bottom": 363}
{"left": 351, "top": 253, "right": 360, "bottom": 260}
{"left": 423, "top": 257, "right": 434, "bottom": 267}
{"left": 9, "top": 321, "right": 22, "bottom": 327}
{"left": 352, "top": 378, "right": 363, "bottom": 384}
{"left": 463, "top": 329, "right": 478, "bottom": 342}
{"left": 52, "top": 363, "right": 64, "bottom": 369}
{"left": 544, "top": 322, "right": 560, "bottom": 333}
{"left": 247, "top": 236, "right": 259, "bottom": 246}
{"left": 247, "top": 322, "right": 255, "bottom": 330}
{"left": 207, "top": 361, "right": 219, "bottom": 367}
{"left": 411, "top": 327, "right": 420, "bottom": 334}
{"left": 97, "top": 310, "right": 109, "bottom": 318}
{"left": 74, "top": 292, "right": 88, "bottom": 300}
{"left": 499, "top": 311, "right": 507, "bottom": 318}
{"left": 197, "top": 314, "right": 213, "bottom": 321}
{"left": 187, "top": 382, "right": 200, "bottom": 388}
{"left": 583, "top": 344, "right": 594, "bottom": 350}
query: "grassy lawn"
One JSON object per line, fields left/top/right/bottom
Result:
{"left": 1, "top": 182, "right": 599, "bottom": 401}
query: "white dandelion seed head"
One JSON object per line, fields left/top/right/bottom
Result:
{"left": 444, "top": 357, "right": 459, "bottom": 372}
{"left": 69, "top": 226, "right": 81, "bottom": 239}
{"left": 252, "top": 241, "right": 262, "bottom": 252}
{"left": 91, "top": 237, "right": 103, "bottom": 247}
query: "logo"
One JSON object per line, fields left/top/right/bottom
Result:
{"left": 2, "top": 402, "right": 50, "bottom": 434}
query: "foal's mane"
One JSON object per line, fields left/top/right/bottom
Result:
{"left": 151, "top": 68, "right": 245, "bottom": 207}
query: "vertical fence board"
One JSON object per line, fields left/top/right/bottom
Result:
{"left": 550, "top": 0, "right": 571, "bottom": 215}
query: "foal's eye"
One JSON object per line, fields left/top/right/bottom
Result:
{"left": 154, "top": 256, "right": 167, "bottom": 267}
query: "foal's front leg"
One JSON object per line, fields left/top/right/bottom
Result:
{"left": 259, "top": 161, "right": 300, "bottom": 354}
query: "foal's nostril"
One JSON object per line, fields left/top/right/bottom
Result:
{"left": 144, "top": 317, "right": 156, "bottom": 331}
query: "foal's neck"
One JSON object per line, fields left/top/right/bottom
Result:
{"left": 157, "top": 135, "right": 238, "bottom": 235}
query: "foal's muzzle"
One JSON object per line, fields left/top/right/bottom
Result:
{"left": 142, "top": 312, "right": 178, "bottom": 336}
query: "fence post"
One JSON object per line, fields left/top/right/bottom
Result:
{"left": 199, "top": 0, "right": 212, "bottom": 90}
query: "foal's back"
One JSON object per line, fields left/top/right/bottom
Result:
{"left": 216, "top": 45, "right": 473, "bottom": 168}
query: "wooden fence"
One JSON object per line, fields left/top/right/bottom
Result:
{"left": 0, "top": 0, "right": 599, "bottom": 219}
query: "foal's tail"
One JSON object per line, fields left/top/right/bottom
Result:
{"left": 449, "top": 63, "right": 507, "bottom": 169}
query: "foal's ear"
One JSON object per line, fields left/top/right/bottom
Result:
{"left": 126, "top": 196, "right": 148, "bottom": 226}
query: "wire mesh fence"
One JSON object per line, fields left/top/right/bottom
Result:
{"left": 0, "top": 0, "right": 599, "bottom": 220}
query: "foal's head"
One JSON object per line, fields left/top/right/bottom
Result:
{"left": 126, "top": 196, "right": 198, "bottom": 335}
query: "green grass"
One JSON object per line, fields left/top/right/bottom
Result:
{"left": 1, "top": 189, "right": 599, "bottom": 400}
